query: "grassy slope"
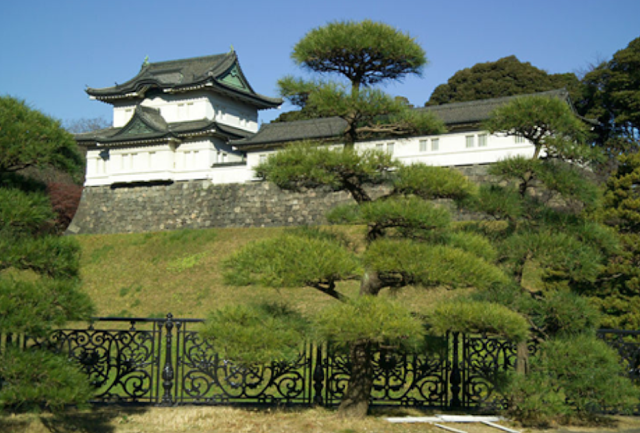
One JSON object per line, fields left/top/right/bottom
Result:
{"left": 76, "top": 226, "right": 463, "bottom": 320}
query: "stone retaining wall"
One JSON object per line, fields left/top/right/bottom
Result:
{"left": 67, "top": 164, "right": 491, "bottom": 235}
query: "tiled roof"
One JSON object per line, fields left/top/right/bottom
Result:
{"left": 231, "top": 89, "right": 571, "bottom": 148}
{"left": 419, "top": 88, "right": 570, "bottom": 125}
{"left": 86, "top": 52, "right": 281, "bottom": 109}
{"left": 232, "top": 117, "right": 348, "bottom": 149}
{"left": 75, "top": 106, "right": 251, "bottom": 147}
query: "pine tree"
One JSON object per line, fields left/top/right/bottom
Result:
{"left": 0, "top": 96, "right": 94, "bottom": 411}
{"left": 206, "top": 21, "right": 524, "bottom": 418}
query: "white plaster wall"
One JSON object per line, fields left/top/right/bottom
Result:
{"left": 210, "top": 164, "right": 254, "bottom": 184}
{"left": 112, "top": 102, "right": 137, "bottom": 127}
{"left": 173, "top": 139, "right": 220, "bottom": 182}
{"left": 208, "top": 95, "right": 259, "bottom": 133}
{"left": 245, "top": 149, "right": 278, "bottom": 179}
{"left": 84, "top": 137, "right": 249, "bottom": 186}
{"left": 85, "top": 143, "right": 176, "bottom": 186}
{"left": 361, "top": 131, "right": 535, "bottom": 166}
{"left": 142, "top": 92, "right": 210, "bottom": 123}
{"left": 110, "top": 90, "right": 260, "bottom": 133}
{"left": 84, "top": 130, "right": 536, "bottom": 187}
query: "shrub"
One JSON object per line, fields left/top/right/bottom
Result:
{"left": 202, "top": 302, "right": 309, "bottom": 365}
{"left": 0, "top": 348, "right": 93, "bottom": 412}
{"left": 540, "top": 335, "right": 638, "bottom": 415}
{"left": 502, "top": 335, "right": 638, "bottom": 425}
{"left": 46, "top": 182, "right": 82, "bottom": 232}
{"left": 501, "top": 370, "right": 570, "bottom": 427}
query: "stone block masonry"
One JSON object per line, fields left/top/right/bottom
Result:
{"left": 67, "top": 165, "right": 491, "bottom": 235}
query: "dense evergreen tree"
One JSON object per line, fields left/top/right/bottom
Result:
{"left": 470, "top": 97, "right": 637, "bottom": 418}
{"left": 576, "top": 37, "right": 640, "bottom": 328}
{"left": 581, "top": 37, "right": 640, "bottom": 140}
{"left": 588, "top": 151, "right": 640, "bottom": 329}
{"left": 425, "top": 56, "right": 582, "bottom": 106}
{"left": 476, "top": 95, "right": 607, "bottom": 332}
{"left": 0, "top": 97, "right": 83, "bottom": 180}
{"left": 0, "top": 96, "right": 94, "bottom": 411}
{"left": 580, "top": 37, "right": 640, "bottom": 149}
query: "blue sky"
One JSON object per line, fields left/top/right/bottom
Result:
{"left": 1, "top": 0, "right": 638, "bottom": 126}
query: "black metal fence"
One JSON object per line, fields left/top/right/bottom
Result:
{"left": 2, "top": 315, "right": 638, "bottom": 410}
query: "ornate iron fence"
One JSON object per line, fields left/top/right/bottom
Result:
{"left": 9, "top": 315, "right": 635, "bottom": 410}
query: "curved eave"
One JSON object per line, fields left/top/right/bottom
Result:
{"left": 77, "top": 122, "right": 250, "bottom": 148}
{"left": 165, "top": 80, "right": 282, "bottom": 109}
{"left": 85, "top": 136, "right": 181, "bottom": 148}
{"left": 87, "top": 78, "right": 281, "bottom": 109}
{"left": 233, "top": 136, "right": 341, "bottom": 152}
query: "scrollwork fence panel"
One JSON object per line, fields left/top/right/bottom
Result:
{"left": 26, "top": 318, "right": 162, "bottom": 404}
{"left": 18, "top": 314, "right": 637, "bottom": 411}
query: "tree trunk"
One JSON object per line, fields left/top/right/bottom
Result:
{"left": 337, "top": 341, "right": 373, "bottom": 418}
{"left": 516, "top": 340, "right": 529, "bottom": 375}
{"left": 360, "top": 270, "right": 383, "bottom": 296}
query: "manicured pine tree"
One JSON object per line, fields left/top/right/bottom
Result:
{"left": 473, "top": 95, "right": 637, "bottom": 419}
{"left": 206, "top": 21, "right": 524, "bottom": 419}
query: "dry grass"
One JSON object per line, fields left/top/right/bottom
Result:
{"left": 75, "top": 226, "right": 463, "bottom": 320}
{"left": 3, "top": 407, "right": 639, "bottom": 433}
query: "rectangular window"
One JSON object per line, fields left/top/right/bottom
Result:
{"left": 515, "top": 135, "right": 525, "bottom": 144}
{"left": 419, "top": 139, "right": 428, "bottom": 152}
{"left": 466, "top": 135, "right": 475, "bottom": 148}
{"left": 478, "top": 134, "right": 488, "bottom": 147}
{"left": 376, "top": 143, "right": 384, "bottom": 150}
{"left": 431, "top": 138, "right": 440, "bottom": 151}
{"left": 259, "top": 154, "right": 267, "bottom": 164}
{"left": 387, "top": 142, "right": 394, "bottom": 154}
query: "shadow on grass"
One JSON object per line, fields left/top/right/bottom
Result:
{"left": 0, "top": 406, "right": 149, "bottom": 433}
{"left": 0, "top": 416, "right": 34, "bottom": 433}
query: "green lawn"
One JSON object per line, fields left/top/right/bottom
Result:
{"left": 76, "top": 226, "right": 466, "bottom": 320}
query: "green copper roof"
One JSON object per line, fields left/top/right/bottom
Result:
{"left": 86, "top": 51, "right": 281, "bottom": 109}
{"left": 75, "top": 105, "right": 252, "bottom": 147}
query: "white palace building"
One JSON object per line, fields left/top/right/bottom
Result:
{"left": 75, "top": 51, "right": 562, "bottom": 189}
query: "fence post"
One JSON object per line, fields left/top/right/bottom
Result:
{"left": 159, "top": 313, "right": 175, "bottom": 406}
{"left": 313, "top": 344, "right": 324, "bottom": 406}
{"left": 450, "top": 332, "right": 461, "bottom": 408}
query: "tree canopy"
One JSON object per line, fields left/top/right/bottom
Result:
{"left": 425, "top": 56, "right": 582, "bottom": 106}
{"left": 0, "top": 96, "right": 83, "bottom": 181}
{"left": 275, "top": 20, "right": 443, "bottom": 143}
{"left": 292, "top": 19, "right": 427, "bottom": 92}
{"left": 483, "top": 95, "right": 593, "bottom": 161}
{"left": 587, "top": 152, "right": 640, "bottom": 329}
{"left": 580, "top": 36, "right": 640, "bottom": 144}
{"left": 0, "top": 97, "right": 94, "bottom": 411}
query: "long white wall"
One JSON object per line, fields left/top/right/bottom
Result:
{"left": 245, "top": 131, "right": 534, "bottom": 173}
{"left": 85, "top": 130, "right": 534, "bottom": 187}
{"left": 85, "top": 137, "right": 245, "bottom": 186}
{"left": 111, "top": 91, "right": 259, "bottom": 132}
